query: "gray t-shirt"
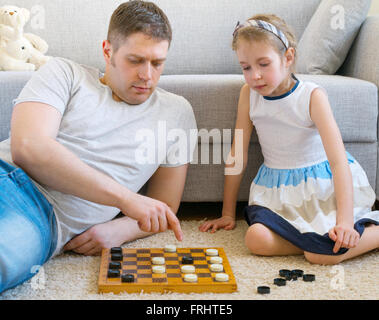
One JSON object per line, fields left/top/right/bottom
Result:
{"left": 0, "top": 57, "right": 197, "bottom": 256}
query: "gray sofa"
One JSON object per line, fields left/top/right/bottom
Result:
{"left": 1, "top": 0, "right": 378, "bottom": 203}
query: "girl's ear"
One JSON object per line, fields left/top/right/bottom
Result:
{"left": 284, "top": 47, "right": 295, "bottom": 68}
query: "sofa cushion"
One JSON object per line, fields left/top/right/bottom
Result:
{"left": 2, "top": 73, "right": 376, "bottom": 144}
{"left": 158, "top": 74, "right": 378, "bottom": 144}
{"left": 0, "top": 71, "right": 33, "bottom": 141}
{"left": 8, "top": 0, "right": 321, "bottom": 74}
{"left": 297, "top": 0, "right": 371, "bottom": 75}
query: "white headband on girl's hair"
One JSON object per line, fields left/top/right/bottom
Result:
{"left": 233, "top": 19, "right": 289, "bottom": 50}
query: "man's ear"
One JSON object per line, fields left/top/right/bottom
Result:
{"left": 102, "top": 40, "right": 113, "bottom": 61}
{"left": 103, "top": 40, "right": 113, "bottom": 59}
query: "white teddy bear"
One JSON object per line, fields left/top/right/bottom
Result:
{"left": 0, "top": 5, "right": 50, "bottom": 71}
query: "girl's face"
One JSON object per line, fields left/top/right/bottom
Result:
{"left": 236, "top": 39, "right": 294, "bottom": 97}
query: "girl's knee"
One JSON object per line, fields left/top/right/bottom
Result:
{"left": 304, "top": 251, "right": 344, "bottom": 265}
{"left": 245, "top": 223, "right": 275, "bottom": 255}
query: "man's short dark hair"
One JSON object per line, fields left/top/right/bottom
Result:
{"left": 107, "top": 0, "right": 172, "bottom": 52}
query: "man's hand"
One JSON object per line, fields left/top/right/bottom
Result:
{"left": 328, "top": 223, "right": 360, "bottom": 253}
{"left": 199, "top": 216, "right": 236, "bottom": 233}
{"left": 120, "top": 192, "right": 183, "bottom": 241}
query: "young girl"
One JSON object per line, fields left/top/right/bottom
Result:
{"left": 199, "top": 14, "right": 379, "bottom": 264}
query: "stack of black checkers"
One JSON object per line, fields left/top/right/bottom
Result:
{"left": 108, "top": 247, "right": 135, "bottom": 283}
{"left": 110, "top": 247, "right": 123, "bottom": 262}
{"left": 257, "top": 269, "right": 315, "bottom": 294}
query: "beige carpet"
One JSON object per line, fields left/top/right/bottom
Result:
{"left": 1, "top": 216, "right": 378, "bottom": 300}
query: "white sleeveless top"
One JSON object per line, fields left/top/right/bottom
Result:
{"left": 249, "top": 80, "right": 328, "bottom": 169}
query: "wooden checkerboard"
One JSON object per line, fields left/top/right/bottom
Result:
{"left": 98, "top": 247, "right": 237, "bottom": 294}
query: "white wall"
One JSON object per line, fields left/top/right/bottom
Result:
{"left": 369, "top": 0, "right": 379, "bottom": 15}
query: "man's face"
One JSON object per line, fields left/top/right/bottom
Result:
{"left": 102, "top": 32, "right": 169, "bottom": 105}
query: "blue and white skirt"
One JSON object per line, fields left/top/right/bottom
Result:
{"left": 245, "top": 152, "right": 379, "bottom": 255}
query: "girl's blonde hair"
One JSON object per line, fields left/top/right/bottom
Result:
{"left": 232, "top": 14, "right": 297, "bottom": 72}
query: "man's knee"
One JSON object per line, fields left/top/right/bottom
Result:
{"left": 245, "top": 223, "right": 276, "bottom": 256}
{"left": 304, "top": 251, "right": 344, "bottom": 265}
{"left": 0, "top": 213, "right": 45, "bottom": 292}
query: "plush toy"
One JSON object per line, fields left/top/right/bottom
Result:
{"left": 0, "top": 5, "right": 50, "bottom": 71}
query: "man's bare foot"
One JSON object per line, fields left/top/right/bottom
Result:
{"left": 63, "top": 215, "right": 153, "bottom": 256}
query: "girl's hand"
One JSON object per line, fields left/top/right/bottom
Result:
{"left": 199, "top": 216, "right": 236, "bottom": 233}
{"left": 328, "top": 223, "right": 360, "bottom": 253}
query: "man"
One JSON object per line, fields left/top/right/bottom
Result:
{"left": 0, "top": 1, "right": 197, "bottom": 293}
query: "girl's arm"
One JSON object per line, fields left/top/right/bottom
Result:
{"left": 199, "top": 84, "right": 254, "bottom": 232}
{"left": 309, "top": 88, "right": 360, "bottom": 253}
{"left": 222, "top": 84, "right": 254, "bottom": 218}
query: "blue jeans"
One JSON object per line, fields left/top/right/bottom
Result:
{"left": 0, "top": 159, "right": 57, "bottom": 293}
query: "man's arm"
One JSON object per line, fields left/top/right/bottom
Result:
{"left": 145, "top": 164, "right": 189, "bottom": 214}
{"left": 63, "top": 164, "right": 189, "bottom": 256}
{"left": 11, "top": 102, "right": 131, "bottom": 208}
{"left": 11, "top": 102, "right": 183, "bottom": 240}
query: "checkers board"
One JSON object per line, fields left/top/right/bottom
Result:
{"left": 98, "top": 247, "right": 237, "bottom": 294}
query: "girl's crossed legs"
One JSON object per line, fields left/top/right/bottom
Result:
{"left": 245, "top": 223, "right": 379, "bottom": 265}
